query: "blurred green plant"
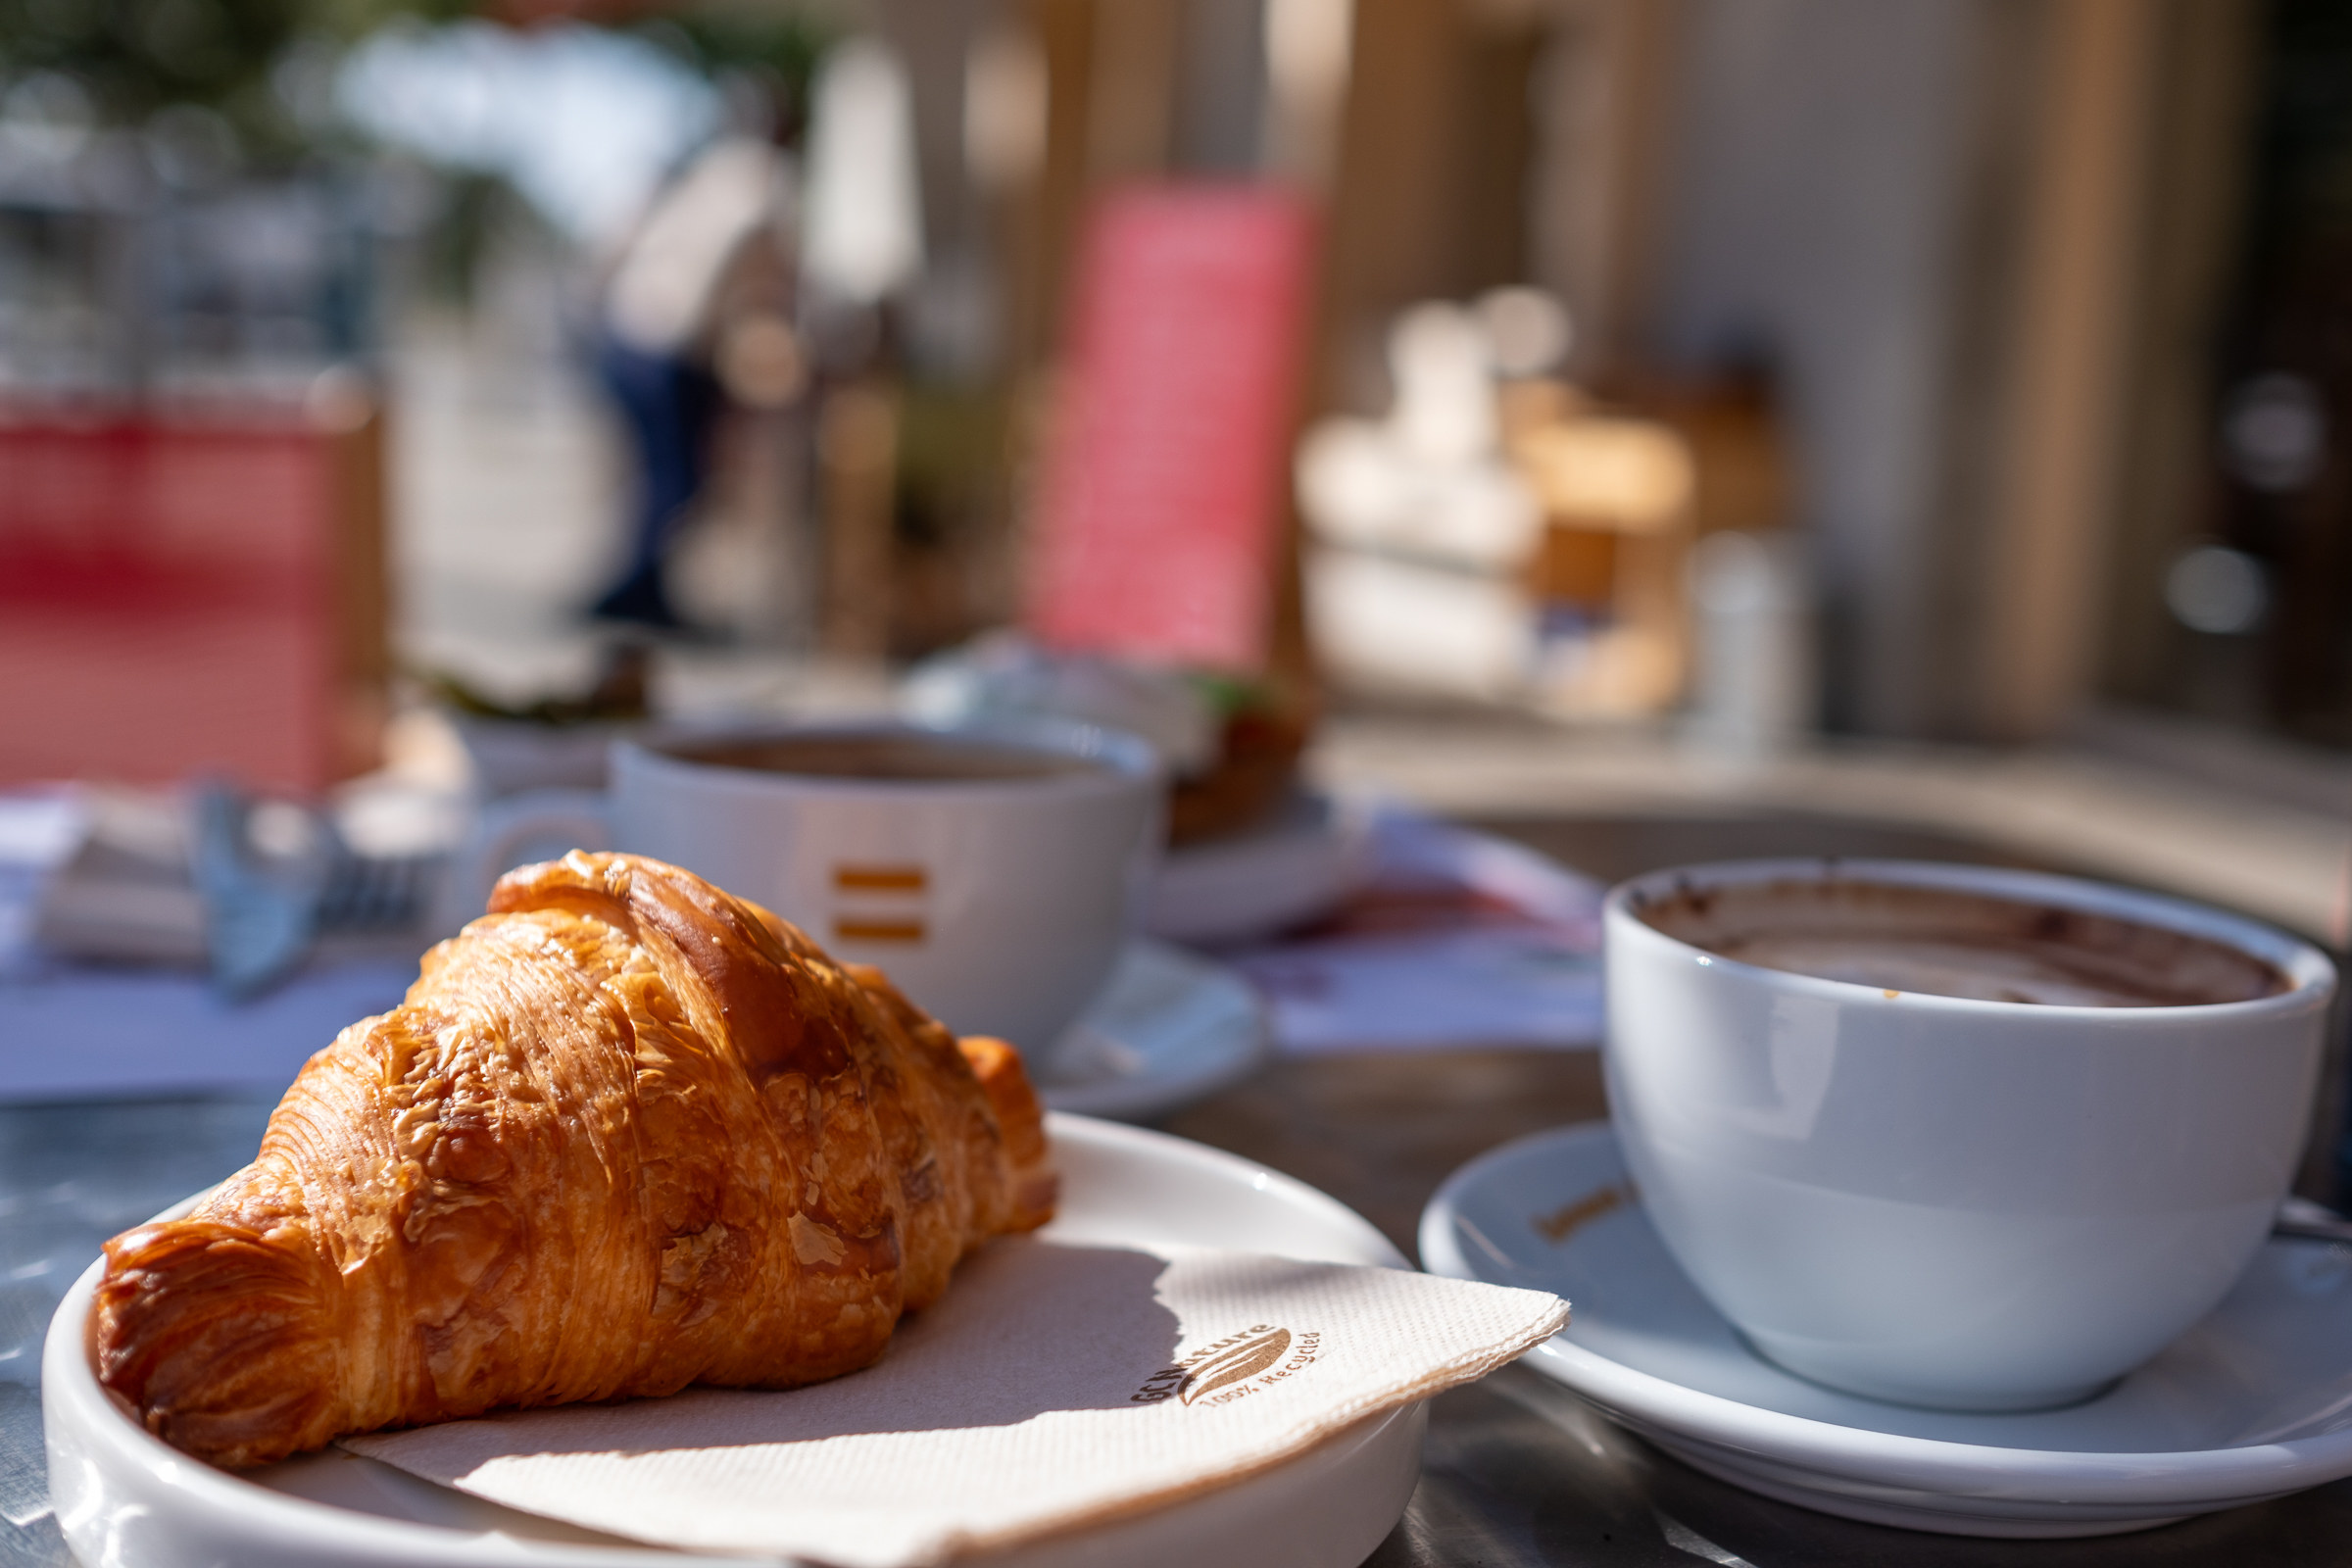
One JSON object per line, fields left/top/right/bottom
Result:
{"left": 0, "top": 0, "right": 468, "bottom": 167}
{"left": 0, "top": 0, "right": 835, "bottom": 172}
{"left": 631, "top": 5, "right": 832, "bottom": 145}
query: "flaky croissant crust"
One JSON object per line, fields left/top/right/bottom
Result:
{"left": 95, "top": 852, "right": 1054, "bottom": 1468}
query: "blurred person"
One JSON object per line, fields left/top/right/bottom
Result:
{"left": 589, "top": 128, "right": 806, "bottom": 629}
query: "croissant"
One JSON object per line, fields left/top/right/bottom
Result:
{"left": 93, "top": 851, "right": 1055, "bottom": 1468}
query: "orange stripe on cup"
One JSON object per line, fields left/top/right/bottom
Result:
{"left": 834, "top": 864, "right": 927, "bottom": 892}
{"left": 834, "top": 918, "right": 927, "bottom": 945}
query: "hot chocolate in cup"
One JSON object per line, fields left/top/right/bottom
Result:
{"left": 1603, "top": 859, "right": 2335, "bottom": 1412}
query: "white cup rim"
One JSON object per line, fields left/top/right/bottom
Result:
{"left": 1604, "top": 857, "right": 2337, "bottom": 1018}
{"left": 612, "top": 715, "right": 1164, "bottom": 800}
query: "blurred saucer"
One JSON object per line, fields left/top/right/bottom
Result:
{"left": 1145, "top": 792, "right": 1369, "bottom": 947}
{"left": 1420, "top": 1120, "right": 2352, "bottom": 1539}
{"left": 1036, "top": 941, "right": 1272, "bottom": 1122}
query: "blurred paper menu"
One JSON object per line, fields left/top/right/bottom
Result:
{"left": 1230, "top": 808, "right": 1606, "bottom": 1054}
{"left": 1027, "top": 186, "right": 1317, "bottom": 671}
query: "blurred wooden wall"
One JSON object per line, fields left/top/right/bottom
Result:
{"left": 1965, "top": 0, "right": 2262, "bottom": 743}
{"left": 996, "top": 0, "right": 1683, "bottom": 383}
{"left": 1312, "top": 0, "right": 1680, "bottom": 408}
{"left": 2089, "top": 0, "right": 2265, "bottom": 724}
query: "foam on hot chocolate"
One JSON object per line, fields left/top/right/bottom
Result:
{"left": 1634, "top": 874, "right": 2288, "bottom": 1007}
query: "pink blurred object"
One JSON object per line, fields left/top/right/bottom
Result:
{"left": 0, "top": 397, "right": 379, "bottom": 792}
{"left": 1026, "top": 185, "right": 1317, "bottom": 672}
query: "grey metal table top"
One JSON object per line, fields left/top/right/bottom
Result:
{"left": 4, "top": 1091, "right": 2348, "bottom": 1567}
{"left": 0, "top": 1096, "right": 278, "bottom": 1566}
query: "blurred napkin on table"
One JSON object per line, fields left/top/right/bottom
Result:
{"left": 347, "top": 1239, "right": 1567, "bottom": 1567}
{"left": 28, "top": 790, "right": 206, "bottom": 967}
{"left": 0, "top": 790, "right": 416, "bottom": 1102}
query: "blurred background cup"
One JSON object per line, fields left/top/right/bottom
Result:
{"left": 1603, "top": 858, "right": 2336, "bottom": 1411}
{"left": 452, "top": 719, "right": 1164, "bottom": 1052}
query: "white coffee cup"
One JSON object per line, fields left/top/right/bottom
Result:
{"left": 1604, "top": 858, "right": 2335, "bottom": 1412}
{"left": 450, "top": 719, "right": 1164, "bottom": 1051}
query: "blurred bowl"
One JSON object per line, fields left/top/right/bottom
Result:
{"left": 1145, "top": 791, "right": 1369, "bottom": 947}
{"left": 451, "top": 716, "right": 662, "bottom": 800}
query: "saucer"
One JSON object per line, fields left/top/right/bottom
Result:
{"left": 1419, "top": 1121, "right": 2352, "bottom": 1539}
{"left": 1145, "top": 791, "right": 1369, "bottom": 946}
{"left": 1034, "top": 941, "right": 1272, "bottom": 1122}
{"left": 45, "top": 1115, "right": 1420, "bottom": 1568}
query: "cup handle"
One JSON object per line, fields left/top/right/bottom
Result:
{"left": 435, "top": 789, "right": 613, "bottom": 934}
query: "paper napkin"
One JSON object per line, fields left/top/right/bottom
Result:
{"left": 346, "top": 1240, "right": 1567, "bottom": 1567}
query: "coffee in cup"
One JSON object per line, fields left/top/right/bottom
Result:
{"left": 659, "top": 732, "right": 1109, "bottom": 784}
{"left": 1635, "top": 874, "right": 2289, "bottom": 1008}
{"left": 1605, "top": 858, "right": 2334, "bottom": 1411}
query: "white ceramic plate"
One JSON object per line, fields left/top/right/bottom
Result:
{"left": 1419, "top": 1120, "right": 2352, "bottom": 1539}
{"left": 1035, "top": 941, "right": 1272, "bottom": 1122}
{"left": 1145, "top": 791, "right": 1369, "bottom": 947}
{"left": 46, "top": 1115, "right": 1419, "bottom": 1568}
